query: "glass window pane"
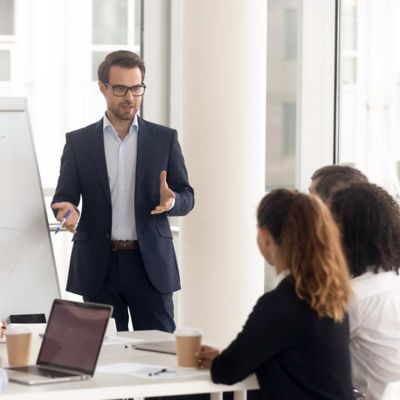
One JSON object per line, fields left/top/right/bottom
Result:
{"left": 341, "top": 0, "right": 357, "bottom": 51}
{"left": 266, "top": 1, "right": 299, "bottom": 190}
{"left": 0, "top": 0, "right": 14, "bottom": 35}
{"left": 134, "top": 0, "right": 141, "bottom": 48}
{"left": 92, "top": 0, "right": 128, "bottom": 44}
{"left": 338, "top": 89, "right": 357, "bottom": 161}
{"left": 92, "top": 51, "right": 109, "bottom": 81}
{"left": 0, "top": 50, "right": 10, "bottom": 80}
{"left": 338, "top": 0, "right": 400, "bottom": 198}
{"left": 282, "top": 102, "right": 296, "bottom": 156}
{"left": 284, "top": 9, "right": 297, "bottom": 60}
{"left": 341, "top": 56, "right": 357, "bottom": 84}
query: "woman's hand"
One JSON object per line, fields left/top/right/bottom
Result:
{"left": 0, "top": 321, "right": 7, "bottom": 338}
{"left": 196, "top": 345, "right": 220, "bottom": 369}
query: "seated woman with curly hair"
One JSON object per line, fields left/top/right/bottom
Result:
{"left": 197, "top": 189, "right": 354, "bottom": 400}
{"left": 330, "top": 183, "right": 400, "bottom": 400}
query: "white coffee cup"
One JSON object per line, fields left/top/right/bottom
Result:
{"left": 175, "top": 327, "right": 203, "bottom": 368}
{"left": 5, "top": 326, "right": 32, "bottom": 367}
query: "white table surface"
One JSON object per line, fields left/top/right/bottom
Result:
{"left": 0, "top": 330, "right": 259, "bottom": 400}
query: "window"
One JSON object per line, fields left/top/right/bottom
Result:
{"left": 1, "top": 0, "right": 142, "bottom": 300}
{"left": 0, "top": 0, "right": 14, "bottom": 81}
{"left": 0, "top": 50, "right": 10, "bottom": 80}
{"left": 282, "top": 102, "right": 296, "bottom": 156}
{"left": 92, "top": 0, "right": 129, "bottom": 45}
{"left": 284, "top": 8, "right": 297, "bottom": 61}
{"left": 338, "top": 0, "right": 400, "bottom": 198}
{"left": 0, "top": 0, "right": 142, "bottom": 192}
{"left": 340, "top": 0, "right": 357, "bottom": 84}
{"left": 91, "top": 0, "right": 141, "bottom": 80}
{"left": 266, "top": 0, "right": 300, "bottom": 191}
{"left": 265, "top": 0, "right": 337, "bottom": 290}
{"left": 0, "top": 0, "right": 14, "bottom": 35}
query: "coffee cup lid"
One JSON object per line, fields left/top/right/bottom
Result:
{"left": 5, "top": 326, "right": 31, "bottom": 335}
{"left": 174, "top": 327, "right": 203, "bottom": 336}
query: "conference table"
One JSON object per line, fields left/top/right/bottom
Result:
{"left": 0, "top": 330, "right": 259, "bottom": 400}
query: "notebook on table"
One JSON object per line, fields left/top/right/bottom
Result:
{"left": 7, "top": 299, "right": 112, "bottom": 385}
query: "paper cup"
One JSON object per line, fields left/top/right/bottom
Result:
{"left": 5, "top": 327, "right": 32, "bottom": 367}
{"left": 175, "top": 327, "right": 202, "bottom": 368}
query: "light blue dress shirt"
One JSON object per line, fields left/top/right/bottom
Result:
{"left": 103, "top": 114, "right": 138, "bottom": 240}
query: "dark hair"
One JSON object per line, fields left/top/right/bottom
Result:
{"left": 97, "top": 50, "right": 145, "bottom": 83}
{"left": 257, "top": 189, "right": 351, "bottom": 322}
{"left": 330, "top": 183, "right": 400, "bottom": 277}
{"left": 311, "top": 165, "right": 368, "bottom": 202}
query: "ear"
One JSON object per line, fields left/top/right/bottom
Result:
{"left": 259, "top": 227, "right": 271, "bottom": 246}
{"left": 309, "top": 178, "right": 318, "bottom": 195}
{"left": 98, "top": 81, "right": 107, "bottom": 96}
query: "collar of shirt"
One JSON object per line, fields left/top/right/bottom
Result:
{"left": 103, "top": 113, "right": 139, "bottom": 139}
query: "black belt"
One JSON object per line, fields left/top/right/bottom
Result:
{"left": 111, "top": 240, "right": 139, "bottom": 251}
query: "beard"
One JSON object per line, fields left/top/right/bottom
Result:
{"left": 110, "top": 101, "right": 138, "bottom": 121}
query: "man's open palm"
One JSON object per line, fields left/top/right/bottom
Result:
{"left": 150, "top": 170, "right": 176, "bottom": 215}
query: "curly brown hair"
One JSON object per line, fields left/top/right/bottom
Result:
{"left": 330, "top": 183, "right": 400, "bottom": 277}
{"left": 257, "top": 189, "right": 351, "bottom": 322}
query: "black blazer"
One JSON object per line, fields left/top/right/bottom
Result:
{"left": 52, "top": 117, "right": 194, "bottom": 297}
{"left": 211, "top": 278, "right": 354, "bottom": 400}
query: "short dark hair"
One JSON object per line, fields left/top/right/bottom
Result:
{"left": 311, "top": 165, "right": 368, "bottom": 202}
{"left": 330, "top": 183, "right": 400, "bottom": 277}
{"left": 97, "top": 50, "right": 145, "bottom": 83}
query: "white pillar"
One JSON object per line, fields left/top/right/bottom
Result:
{"left": 178, "top": 0, "right": 267, "bottom": 347}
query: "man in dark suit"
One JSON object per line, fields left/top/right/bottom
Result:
{"left": 51, "top": 50, "right": 194, "bottom": 332}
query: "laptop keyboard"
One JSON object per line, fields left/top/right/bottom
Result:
{"left": 9, "top": 366, "right": 78, "bottom": 378}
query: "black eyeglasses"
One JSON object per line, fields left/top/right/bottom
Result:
{"left": 105, "top": 83, "right": 146, "bottom": 97}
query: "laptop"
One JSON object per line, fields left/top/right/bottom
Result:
{"left": 134, "top": 340, "right": 176, "bottom": 355}
{"left": 7, "top": 299, "right": 112, "bottom": 385}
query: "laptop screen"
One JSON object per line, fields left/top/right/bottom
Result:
{"left": 36, "top": 300, "right": 112, "bottom": 375}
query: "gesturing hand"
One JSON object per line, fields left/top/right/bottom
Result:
{"left": 51, "top": 202, "right": 80, "bottom": 233}
{"left": 150, "top": 170, "right": 176, "bottom": 215}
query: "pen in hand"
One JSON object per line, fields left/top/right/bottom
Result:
{"left": 55, "top": 209, "right": 72, "bottom": 234}
{"left": 148, "top": 368, "right": 167, "bottom": 377}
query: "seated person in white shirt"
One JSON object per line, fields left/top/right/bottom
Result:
{"left": 329, "top": 183, "right": 400, "bottom": 400}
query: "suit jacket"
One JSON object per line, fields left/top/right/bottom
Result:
{"left": 211, "top": 278, "right": 354, "bottom": 400}
{"left": 52, "top": 117, "right": 194, "bottom": 298}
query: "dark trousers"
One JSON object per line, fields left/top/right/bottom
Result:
{"left": 83, "top": 249, "right": 175, "bottom": 332}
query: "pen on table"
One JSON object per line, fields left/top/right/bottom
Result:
{"left": 148, "top": 368, "right": 167, "bottom": 377}
{"left": 55, "top": 209, "right": 72, "bottom": 234}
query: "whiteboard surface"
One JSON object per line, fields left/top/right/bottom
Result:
{"left": 0, "top": 97, "right": 60, "bottom": 319}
